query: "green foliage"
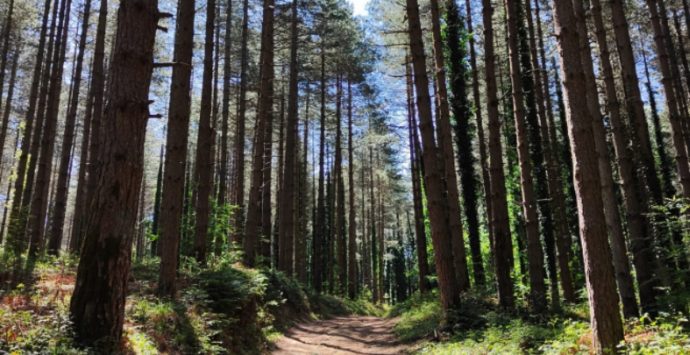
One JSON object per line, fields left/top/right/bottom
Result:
{"left": 308, "top": 291, "right": 384, "bottom": 318}
{"left": 390, "top": 291, "right": 443, "bottom": 342}
{"left": 391, "top": 292, "right": 690, "bottom": 354}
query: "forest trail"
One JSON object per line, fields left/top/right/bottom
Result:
{"left": 271, "top": 316, "right": 411, "bottom": 354}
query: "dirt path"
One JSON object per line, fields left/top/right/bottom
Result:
{"left": 271, "top": 316, "right": 411, "bottom": 355}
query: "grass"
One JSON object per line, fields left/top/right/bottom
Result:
{"left": 390, "top": 291, "right": 690, "bottom": 354}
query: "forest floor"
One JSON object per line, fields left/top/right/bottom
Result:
{"left": 271, "top": 316, "right": 412, "bottom": 354}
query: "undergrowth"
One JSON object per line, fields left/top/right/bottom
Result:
{"left": 390, "top": 290, "right": 690, "bottom": 354}
{"left": 0, "top": 253, "right": 382, "bottom": 354}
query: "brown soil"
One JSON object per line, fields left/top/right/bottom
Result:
{"left": 270, "top": 316, "right": 412, "bottom": 355}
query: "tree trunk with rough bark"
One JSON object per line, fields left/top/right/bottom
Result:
{"left": 158, "top": 0, "right": 195, "bottom": 297}
{"left": 69, "top": 0, "right": 159, "bottom": 347}
{"left": 552, "top": 0, "right": 624, "bottom": 350}
{"left": 405, "top": 0, "right": 460, "bottom": 311}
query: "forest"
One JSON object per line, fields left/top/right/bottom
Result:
{"left": 1, "top": 0, "right": 690, "bottom": 352}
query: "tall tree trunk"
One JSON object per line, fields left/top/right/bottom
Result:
{"left": 244, "top": 0, "right": 274, "bottom": 266}
{"left": 260, "top": 81, "right": 275, "bottom": 264}
{"left": 445, "top": 0, "right": 484, "bottom": 287}
{"left": 0, "top": 44, "right": 19, "bottom": 186}
{"left": 232, "top": 0, "right": 249, "bottom": 243}
{"left": 74, "top": 0, "right": 109, "bottom": 252}
{"left": 609, "top": 0, "right": 664, "bottom": 206}
{"left": 335, "top": 77, "right": 346, "bottom": 295}
{"left": 405, "top": 0, "right": 461, "bottom": 311}
{"left": 279, "top": 0, "right": 299, "bottom": 274}
{"left": 69, "top": 0, "right": 159, "bottom": 347}
{"left": 347, "top": 79, "right": 357, "bottom": 298}
{"left": 428, "top": 0, "right": 470, "bottom": 291}
{"left": 465, "top": 0, "right": 492, "bottom": 257}
{"left": 505, "top": 0, "right": 546, "bottom": 313}
{"left": 193, "top": 0, "right": 217, "bottom": 265}
{"left": 406, "top": 60, "right": 429, "bottom": 294}
{"left": 534, "top": 0, "right": 575, "bottom": 303}
{"left": 48, "top": 0, "right": 92, "bottom": 255}
{"left": 482, "top": 0, "right": 513, "bottom": 308}
{"left": 4, "top": 0, "right": 51, "bottom": 259}
{"left": 552, "top": 0, "right": 624, "bottom": 350}
{"left": 572, "top": 0, "right": 638, "bottom": 318}
{"left": 150, "top": 144, "right": 164, "bottom": 255}
{"left": 313, "top": 45, "right": 327, "bottom": 292}
{"left": 0, "top": 0, "right": 14, "bottom": 116}
{"left": 525, "top": 0, "right": 568, "bottom": 309}
{"left": 647, "top": 0, "right": 690, "bottom": 282}
{"left": 28, "top": 0, "right": 72, "bottom": 258}
{"left": 158, "top": 0, "right": 195, "bottom": 297}
{"left": 218, "top": 0, "right": 232, "bottom": 208}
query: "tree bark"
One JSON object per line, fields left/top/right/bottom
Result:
{"left": 552, "top": 0, "right": 624, "bottom": 350}
{"left": 232, "top": 0, "right": 249, "bottom": 243}
{"left": 428, "top": 0, "right": 470, "bottom": 291}
{"left": 158, "top": 0, "right": 195, "bottom": 297}
{"left": 28, "top": 0, "right": 72, "bottom": 258}
{"left": 278, "top": 0, "right": 299, "bottom": 275}
{"left": 445, "top": 0, "right": 484, "bottom": 287}
{"left": 69, "top": 0, "right": 159, "bottom": 347}
{"left": 244, "top": 0, "right": 274, "bottom": 266}
{"left": 4, "top": 0, "right": 51, "bottom": 260}
{"left": 505, "top": 0, "right": 546, "bottom": 313}
{"left": 347, "top": 79, "right": 357, "bottom": 298}
{"left": 193, "top": 0, "right": 217, "bottom": 265}
{"left": 574, "top": 0, "right": 638, "bottom": 318}
{"left": 465, "top": 0, "right": 493, "bottom": 258}
{"left": 482, "top": 0, "right": 514, "bottom": 309}
{"left": 405, "top": 0, "right": 460, "bottom": 311}
{"left": 47, "top": 0, "right": 92, "bottom": 255}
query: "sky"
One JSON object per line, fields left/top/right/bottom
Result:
{"left": 348, "top": 0, "right": 369, "bottom": 16}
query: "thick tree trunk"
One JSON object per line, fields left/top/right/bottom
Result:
{"left": 428, "top": 0, "right": 470, "bottom": 291}
{"left": 573, "top": 0, "right": 638, "bottom": 318}
{"left": 69, "top": 0, "right": 159, "bottom": 347}
{"left": 405, "top": 0, "right": 460, "bottom": 311}
{"left": 445, "top": 0, "right": 484, "bottom": 287}
{"left": 482, "top": 0, "right": 513, "bottom": 309}
{"left": 551, "top": 0, "right": 624, "bottom": 350}
{"left": 158, "top": 0, "right": 195, "bottom": 297}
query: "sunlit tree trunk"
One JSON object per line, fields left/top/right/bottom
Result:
{"left": 158, "top": 0, "right": 195, "bottom": 297}
{"left": 69, "top": 0, "right": 159, "bottom": 347}
{"left": 552, "top": 0, "right": 624, "bottom": 350}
